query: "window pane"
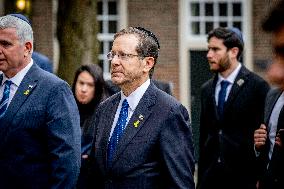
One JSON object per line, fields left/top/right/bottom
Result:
{"left": 219, "top": 3, "right": 227, "bottom": 16}
{"left": 191, "top": 22, "right": 200, "bottom": 35}
{"left": 233, "top": 22, "right": 242, "bottom": 31}
{"left": 108, "top": 2, "right": 117, "bottom": 15}
{"left": 205, "top": 22, "right": 213, "bottom": 34}
{"left": 191, "top": 3, "right": 200, "bottom": 16}
{"left": 109, "top": 21, "right": 117, "bottom": 33}
{"left": 97, "top": 2, "right": 102, "bottom": 15}
{"left": 99, "top": 21, "right": 103, "bottom": 33}
{"left": 99, "top": 60, "right": 104, "bottom": 69}
{"left": 108, "top": 41, "right": 113, "bottom": 51}
{"left": 219, "top": 22, "right": 227, "bottom": 27}
{"left": 99, "top": 41, "right": 103, "bottom": 54}
{"left": 233, "top": 3, "right": 242, "bottom": 16}
{"left": 205, "top": 3, "right": 213, "bottom": 16}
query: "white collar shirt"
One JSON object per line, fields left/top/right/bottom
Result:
{"left": 0, "top": 60, "right": 33, "bottom": 107}
{"left": 215, "top": 63, "right": 242, "bottom": 105}
{"left": 109, "top": 79, "right": 151, "bottom": 139}
{"left": 268, "top": 92, "right": 284, "bottom": 159}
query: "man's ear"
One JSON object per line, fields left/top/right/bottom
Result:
{"left": 24, "top": 41, "right": 32, "bottom": 57}
{"left": 230, "top": 47, "right": 239, "bottom": 59}
{"left": 143, "top": 57, "right": 155, "bottom": 73}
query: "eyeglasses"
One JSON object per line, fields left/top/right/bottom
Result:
{"left": 107, "top": 51, "right": 140, "bottom": 61}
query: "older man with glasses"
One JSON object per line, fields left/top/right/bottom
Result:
{"left": 85, "top": 27, "right": 195, "bottom": 189}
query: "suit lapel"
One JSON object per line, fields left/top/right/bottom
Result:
{"left": 264, "top": 89, "right": 282, "bottom": 125}
{"left": 111, "top": 83, "right": 157, "bottom": 167}
{"left": 0, "top": 64, "right": 39, "bottom": 126}
{"left": 224, "top": 66, "right": 248, "bottom": 112}
{"left": 101, "top": 94, "right": 121, "bottom": 171}
{"left": 210, "top": 75, "right": 219, "bottom": 119}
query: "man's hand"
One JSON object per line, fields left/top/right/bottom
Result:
{"left": 254, "top": 124, "right": 268, "bottom": 151}
{"left": 275, "top": 129, "right": 284, "bottom": 148}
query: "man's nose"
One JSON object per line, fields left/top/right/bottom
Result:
{"left": 207, "top": 50, "right": 213, "bottom": 59}
{"left": 111, "top": 55, "right": 121, "bottom": 65}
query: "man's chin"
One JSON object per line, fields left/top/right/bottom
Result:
{"left": 111, "top": 77, "right": 122, "bottom": 85}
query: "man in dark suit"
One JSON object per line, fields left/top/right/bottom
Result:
{"left": 254, "top": 1, "right": 284, "bottom": 188}
{"left": 32, "top": 51, "right": 53, "bottom": 73}
{"left": 197, "top": 27, "right": 270, "bottom": 189}
{"left": 0, "top": 14, "right": 81, "bottom": 188}
{"left": 87, "top": 27, "right": 195, "bottom": 189}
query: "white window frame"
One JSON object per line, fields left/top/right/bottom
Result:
{"left": 179, "top": 0, "right": 252, "bottom": 111}
{"left": 97, "top": 0, "right": 127, "bottom": 80}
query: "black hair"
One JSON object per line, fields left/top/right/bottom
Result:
{"left": 262, "top": 0, "right": 284, "bottom": 32}
{"left": 207, "top": 27, "right": 244, "bottom": 60}
{"left": 72, "top": 64, "right": 107, "bottom": 108}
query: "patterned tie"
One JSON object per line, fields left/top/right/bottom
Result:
{"left": 107, "top": 99, "right": 129, "bottom": 167}
{"left": 0, "top": 80, "right": 12, "bottom": 118}
{"left": 217, "top": 80, "right": 230, "bottom": 117}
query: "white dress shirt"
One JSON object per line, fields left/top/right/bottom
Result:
{"left": 268, "top": 92, "right": 284, "bottom": 159}
{"left": 0, "top": 60, "right": 33, "bottom": 107}
{"left": 215, "top": 63, "right": 242, "bottom": 105}
{"left": 109, "top": 79, "right": 151, "bottom": 139}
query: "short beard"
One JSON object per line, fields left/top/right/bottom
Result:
{"left": 212, "top": 54, "right": 231, "bottom": 73}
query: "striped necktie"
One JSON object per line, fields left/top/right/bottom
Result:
{"left": 107, "top": 99, "right": 129, "bottom": 167}
{"left": 0, "top": 80, "right": 12, "bottom": 118}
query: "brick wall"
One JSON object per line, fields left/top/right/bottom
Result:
{"left": 253, "top": 0, "right": 280, "bottom": 75}
{"left": 128, "top": 0, "right": 180, "bottom": 99}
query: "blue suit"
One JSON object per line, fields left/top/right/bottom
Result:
{"left": 0, "top": 63, "right": 81, "bottom": 189}
{"left": 87, "top": 82, "right": 195, "bottom": 189}
{"left": 32, "top": 51, "right": 53, "bottom": 73}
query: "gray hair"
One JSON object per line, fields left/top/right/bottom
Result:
{"left": 0, "top": 15, "right": 33, "bottom": 51}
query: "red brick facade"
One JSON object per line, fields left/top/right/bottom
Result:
{"left": 28, "top": 0, "right": 281, "bottom": 100}
{"left": 128, "top": 0, "right": 180, "bottom": 97}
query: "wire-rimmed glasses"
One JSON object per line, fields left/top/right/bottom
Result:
{"left": 107, "top": 51, "right": 140, "bottom": 61}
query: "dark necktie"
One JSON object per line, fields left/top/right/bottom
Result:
{"left": 107, "top": 99, "right": 129, "bottom": 167}
{"left": 217, "top": 80, "right": 230, "bottom": 117}
{"left": 0, "top": 80, "right": 12, "bottom": 118}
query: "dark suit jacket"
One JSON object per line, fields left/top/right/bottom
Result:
{"left": 0, "top": 63, "right": 81, "bottom": 189}
{"left": 32, "top": 51, "right": 53, "bottom": 73}
{"left": 257, "top": 88, "right": 284, "bottom": 189}
{"left": 87, "top": 82, "right": 195, "bottom": 189}
{"left": 198, "top": 66, "right": 270, "bottom": 189}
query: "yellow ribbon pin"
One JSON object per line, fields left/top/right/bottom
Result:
{"left": 24, "top": 89, "right": 30, "bottom": 95}
{"left": 134, "top": 120, "right": 140, "bottom": 128}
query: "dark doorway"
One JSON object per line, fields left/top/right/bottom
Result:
{"left": 190, "top": 50, "right": 213, "bottom": 160}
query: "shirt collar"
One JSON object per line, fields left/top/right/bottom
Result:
{"left": 120, "top": 79, "right": 150, "bottom": 111}
{"left": 218, "top": 62, "right": 242, "bottom": 85}
{"left": 1, "top": 59, "right": 33, "bottom": 87}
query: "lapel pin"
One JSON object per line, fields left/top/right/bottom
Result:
{"left": 24, "top": 89, "right": 30, "bottom": 95}
{"left": 139, "top": 114, "right": 144, "bottom": 120}
{"left": 237, "top": 79, "right": 244, "bottom": 86}
{"left": 133, "top": 120, "right": 140, "bottom": 128}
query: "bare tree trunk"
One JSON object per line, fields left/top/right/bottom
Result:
{"left": 57, "top": 0, "right": 99, "bottom": 85}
